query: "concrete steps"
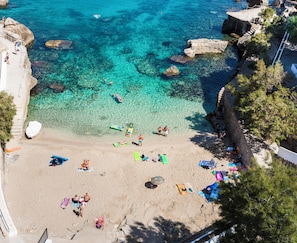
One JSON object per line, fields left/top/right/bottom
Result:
{"left": 11, "top": 106, "right": 24, "bottom": 139}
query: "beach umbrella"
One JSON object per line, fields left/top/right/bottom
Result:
{"left": 151, "top": 176, "right": 165, "bottom": 185}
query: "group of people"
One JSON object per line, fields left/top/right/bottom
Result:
{"left": 157, "top": 126, "right": 169, "bottom": 136}
{"left": 103, "top": 78, "right": 113, "bottom": 86}
{"left": 72, "top": 193, "right": 91, "bottom": 217}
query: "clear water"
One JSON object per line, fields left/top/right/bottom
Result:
{"left": 1, "top": 0, "right": 246, "bottom": 136}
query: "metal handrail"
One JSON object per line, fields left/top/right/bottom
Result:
{"left": 0, "top": 209, "right": 10, "bottom": 232}
{"left": 272, "top": 31, "right": 290, "bottom": 66}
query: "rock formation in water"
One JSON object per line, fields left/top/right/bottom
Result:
{"left": 0, "top": 0, "right": 8, "bottom": 8}
{"left": 163, "top": 65, "right": 180, "bottom": 77}
{"left": 3, "top": 17, "right": 34, "bottom": 46}
{"left": 45, "top": 40, "right": 73, "bottom": 49}
{"left": 184, "top": 39, "right": 228, "bottom": 58}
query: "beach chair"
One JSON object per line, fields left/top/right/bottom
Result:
{"left": 198, "top": 158, "right": 217, "bottom": 169}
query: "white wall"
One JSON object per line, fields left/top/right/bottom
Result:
{"left": 278, "top": 146, "right": 297, "bottom": 165}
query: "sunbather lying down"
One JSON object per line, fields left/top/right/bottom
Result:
{"left": 96, "top": 216, "right": 104, "bottom": 229}
{"left": 81, "top": 159, "right": 91, "bottom": 170}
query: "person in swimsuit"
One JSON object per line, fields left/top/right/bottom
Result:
{"left": 163, "top": 126, "right": 169, "bottom": 137}
{"left": 138, "top": 134, "right": 144, "bottom": 146}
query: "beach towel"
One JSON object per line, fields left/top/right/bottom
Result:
{"left": 60, "top": 198, "right": 70, "bottom": 209}
{"left": 215, "top": 171, "right": 224, "bottom": 181}
{"left": 185, "top": 182, "right": 194, "bottom": 193}
{"left": 113, "top": 141, "right": 130, "bottom": 147}
{"left": 49, "top": 155, "right": 68, "bottom": 166}
{"left": 199, "top": 182, "right": 220, "bottom": 202}
{"left": 228, "top": 162, "right": 243, "bottom": 167}
{"left": 176, "top": 184, "right": 188, "bottom": 195}
{"left": 77, "top": 167, "right": 94, "bottom": 172}
{"left": 198, "top": 159, "right": 217, "bottom": 169}
{"left": 5, "top": 147, "right": 21, "bottom": 153}
{"left": 161, "top": 154, "right": 168, "bottom": 165}
{"left": 134, "top": 152, "right": 141, "bottom": 161}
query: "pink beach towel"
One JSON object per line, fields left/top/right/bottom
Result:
{"left": 215, "top": 171, "right": 224, "bottom": 181}
{"left": 60, "top": 198, "right": 70, "bottom": 209}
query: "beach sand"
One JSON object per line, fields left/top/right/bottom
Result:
{"left": 3, "top": 128, "right": 229, "bottom": 242}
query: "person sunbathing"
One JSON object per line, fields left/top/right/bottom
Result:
{"left": 81, "top": 159, "right": 91, "bottom": 170}
{"left": 83, "top": 193, "right": 90, "bottom": 202}
{"left": 72, "top": 195, "right": 80, "bottom": 203}
{"left": 96, "top": 216, "right": 104, "bottom": 229}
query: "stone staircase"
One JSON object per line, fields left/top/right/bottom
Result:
{"left": 11, "top": 106, "right": 24, "bottom": 140}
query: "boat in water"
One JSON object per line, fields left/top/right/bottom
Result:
{"left": 25, "top": 121, "right": 42, "bottom": 139}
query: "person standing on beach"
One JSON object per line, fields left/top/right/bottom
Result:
{"left": 4, "top": 51, "right": 9, "bottom": 64}
{"left": 158, "top": 126, "right": 162, "bottom": 135}
{"left": 163, "top": 126, "right": 169, "bottom": 137}
{"left": 138, "top": 134, "right": 144, "bottom": 146}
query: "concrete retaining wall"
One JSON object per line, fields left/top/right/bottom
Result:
{"left": 222, "top": 93, "right": 254, "bottom": 166}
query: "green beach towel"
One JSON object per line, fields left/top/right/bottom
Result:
{"left": 161, "top": 154, "right": 168, "bottom": 165}
{"left": 113, "top": 141, "right": 130, "bottom": 147}
{"left": 134, "top": 152, "right": 141, "bottom": 161}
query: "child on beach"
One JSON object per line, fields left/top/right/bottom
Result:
{"left": 163, "top": 126, "right": 169, "bottom": 137}
{"left": 158, "top": 126, "right": 162, "bottom": 135}
{"left": 138, "top": 134, "right": 144, "bottom": 146}
{"left": 96, "top": 216, "right": 105, "bottom": 229}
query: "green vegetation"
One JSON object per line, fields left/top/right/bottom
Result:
{"left": 259, "top": 7, "right": 276, "bottom": 28}
{"left": 0, "top": 91, "right": 16, "bottom": 149}
{"left": 286, "top": 15, "right": 297, "bottom": 44}
{"left": 215, "top": 158, "right": 297, "bottom": 242}
{"left": 246, "top": 32, "right": 271, "bottom": 59}
{"left": 229, "top": 59, "right": 297, "bottom": 145}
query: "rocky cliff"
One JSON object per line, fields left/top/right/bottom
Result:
{"left": 3, "top": 17, "right": 34, "bottom": 46}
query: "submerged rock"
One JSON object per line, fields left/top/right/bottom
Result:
{"left": 163, "top": 65, "right": 180, "bottom": 77}
{"left": 45, "top": 40, "right": 73, "bottom": 50}
{"left": 169, "top": 55, "right": 192, "bottom": 64}
{"left": 49, "top": 83, "right": 66, "bottom": 93}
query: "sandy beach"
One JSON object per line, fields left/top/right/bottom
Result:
{"left": 3, "top": 128, "right": 229, "bottom": 242}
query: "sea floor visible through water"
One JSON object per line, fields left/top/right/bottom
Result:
{"left": 0, "top": 0, "right": 247, "bottom": 136}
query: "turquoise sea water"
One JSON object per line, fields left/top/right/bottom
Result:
{"left": 1, "top": 0, "right": 246, "bottom": 136}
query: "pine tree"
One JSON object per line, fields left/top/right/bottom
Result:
{"left": 215, "top": 159, "right": 297, "bottom": 242}
{"left": 0, "top": 91, "right": 16, "bottom": 149}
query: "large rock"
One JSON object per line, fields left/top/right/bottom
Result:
{"left": 3, "top": 17, "right": 34, "bottom": 46}
{"left": 0, "top": 0, "right": 8, "bottom": 8}
{"left": 163, "top": 65, "right": 180, "bottom": 77}
{"left": 45, "top": 40, "right": 73, "bottom": 50}
{"left": 184, "top": 38, "right": 228, "bottom": 58}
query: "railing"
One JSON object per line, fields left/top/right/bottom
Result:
{"left": 0, "top": 209, "right": 10, "bottom": 233}
{"left": 272, "top": 31, "right": 290, "bottom": 66}
{"left": 37, "top": 228, "right": 48, "bottom": 243}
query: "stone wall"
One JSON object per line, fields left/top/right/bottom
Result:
{"left": 222, "top": 92, "right": 254, "bottom": 166}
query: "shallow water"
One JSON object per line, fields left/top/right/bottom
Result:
{"left": 1, "top": 0, "right": 246, "bottom": 136}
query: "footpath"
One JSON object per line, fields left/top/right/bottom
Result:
{"left": 0, "top": 23, "right": 31, "bottom": 242}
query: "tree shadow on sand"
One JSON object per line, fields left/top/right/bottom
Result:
{"left": 186, "top": 113, "right": 228, "bottom": 160}
{"left": 124, "top": 216, "right": 192, "bottom": 243}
